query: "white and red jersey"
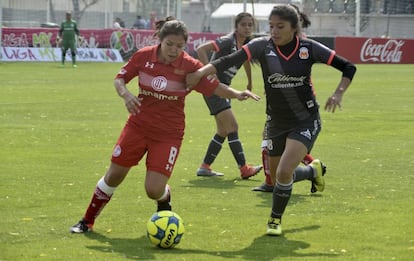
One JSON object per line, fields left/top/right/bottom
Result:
{"left": 115, "top": 45, "right": 219, "bottom": 141}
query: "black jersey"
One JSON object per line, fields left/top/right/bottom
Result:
{"left": 246, "top": 36, "right": 334, "bottom": 127}
{"left": 213, "top": 35, "right": 335, "bottom": 128}
{"left": 210, "top": 33, "right": 247, "bottom": 85}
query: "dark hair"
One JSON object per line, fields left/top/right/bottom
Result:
{"left": 269, "top": 4, "right": 302, "bottom": 35}
{"left": 234, "top": 12, "right": 255, "bottom": 28}
{"left": 234, "top": 12, "right": 255, "bottom": 41}
{"left": 153, "top": 16, "right": 188, "bottom": 42}
{"left": 289, "top": 4, "right": 311, "bottom": 28}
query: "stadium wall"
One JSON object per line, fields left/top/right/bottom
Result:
{"left": 1, "top": 27, "right": 414, "bottom": 64}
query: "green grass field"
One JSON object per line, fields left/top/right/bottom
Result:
{"left": 0, "top": 62, "right": 413, "bottom": 261}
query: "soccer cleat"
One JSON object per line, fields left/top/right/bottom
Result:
{"left": 196, "top": 166, "right": 224, "bottom": 177}
{"left": 310, "top": 161, "right": 327, "bottom": 193}
{"left": 70, "top": 219, "right": 93, "bottom": 233}
{"left": 310, "top": 159, "right": 326, "bottom": 192}
{"left": 157, "top": 185, "right": 172, "bottom": 211}
{"left": 240, "top": 164, "right": 263, "bottom": 179}
{"left": 266, "top": 217, "right": 282, "bottom": 236}
{"left": 252, "top": 183, "right": 274, "bottom": 192}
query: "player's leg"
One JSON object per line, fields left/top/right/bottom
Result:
{"left": 145, "top": 171, "right": 171, "bottom": 211}
{"left": 70, "top": 122, "right": 145, "bottom": 233}
{"left": 252, "top": 124, "right": 274, "bottom": 191}
{"left": 216, "top": 108, "right": 262, "bottom": 179}
{"left": 145, "top": 139, "right": 181, "bottom": 211}
{"left": 267, "top": 138, "right": 308, "bottom": 236}
{"left": 61, "top": 45, "right": 67, "bottom": 66}
{"left": 196, "top": 95, "right": 229, "bottom": 176}
{"left": 70, "top": 42, "right": 77, "bottom": 67}
{"left": 70, "top": 163, "right": 130, "bottom": 233}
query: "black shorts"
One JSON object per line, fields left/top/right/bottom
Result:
{"left": 203, "top": 94, "right": 231, "bottom": 116}
{"left": 264, "top": 115, "right": 321, "bottom": 156}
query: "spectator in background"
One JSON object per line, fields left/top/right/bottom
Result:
{"left": 132, "top": 15, "right": 147, "bottom": 29}
{"left": 149, "top": 12, "right": 157, "bottom": 30}
{"left": 113, "top": 17, "right": 125, "bottom": 29}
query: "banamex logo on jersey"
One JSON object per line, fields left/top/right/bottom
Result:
{"left": 151, "top": 76, "right": 168, "bottom": 91}
{"left": 360, "top": 38, "right": 404, "bottom": 63}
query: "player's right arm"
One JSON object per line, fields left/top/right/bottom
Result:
{"left": 196, "top": 41, "right": 215, "bottom": 65}
{"left": 114, "top": 53, "right": 143, "bottom": 115}
{"left": 186, "top": 48, "right": 248, "bottom": 89}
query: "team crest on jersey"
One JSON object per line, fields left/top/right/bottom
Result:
{"left": 151, "top": 76, "right": 168, "bottom": 91}
{"left": 299, "top": 47, "right": 309, "bottom": 59}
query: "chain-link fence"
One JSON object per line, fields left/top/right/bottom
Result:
{"left": 1, "top": 0, "right": 414, "bottom": 38}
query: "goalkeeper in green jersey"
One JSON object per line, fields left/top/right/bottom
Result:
{"left": 57, "top": 11, "right": 79, "bottom": 67}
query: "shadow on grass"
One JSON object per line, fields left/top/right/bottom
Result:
{"left": 84, "top": 225, "right": 337, "bottom": 260}
{"left": 253, "top": 189, "right": 322, "bottom": 208}
{"left": 185, "top": 176, "right": 261, "bottom": 190}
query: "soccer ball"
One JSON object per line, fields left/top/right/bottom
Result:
{"left": 146, "top": 210, "right": 185, "bottom": 249}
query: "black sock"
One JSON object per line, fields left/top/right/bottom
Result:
{"left": 293, "top": 165, "right": 314, "bottom": 182}
{"left": 271, "top": 181, "right": 293, "bottom": 219}
{"left": 228, "top": 132, "right": 246, "bottom": 167}
{"left": 202, "top": 134, "right": 225, "bottom": 165}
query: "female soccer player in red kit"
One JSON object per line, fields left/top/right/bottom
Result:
{"left": 70, "top": 17, "right": 260, "bottom": 233}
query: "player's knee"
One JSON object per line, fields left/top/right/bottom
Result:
{"left": 145, "top": 186, "right": 164, "bottom": 200}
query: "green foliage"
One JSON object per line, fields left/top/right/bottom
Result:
{"left": 0, "top": 62, "right": 413, "bottom": 260}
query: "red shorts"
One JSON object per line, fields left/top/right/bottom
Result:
{"left": 111, "top": 123, "right": 182, "bottom": 177}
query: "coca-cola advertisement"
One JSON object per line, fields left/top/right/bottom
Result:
{"left": 335, "top": 37, "right": 414, "bottom": 64}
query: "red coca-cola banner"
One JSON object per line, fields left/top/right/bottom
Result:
{"left": 1, "top": 27, "right": 223, "bottom": 60}
{"left": 335, "top": 36, "right": 414, "bottom": 64}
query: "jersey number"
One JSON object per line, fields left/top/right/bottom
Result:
{"left": 165, "top": 146, "right": 178, "bottom": 172}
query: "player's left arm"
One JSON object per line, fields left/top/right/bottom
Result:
{"left": 74, "top": 22, "right": 80, "bottom": 36}
{"left": 213, "top": 82, "right": 260, "bottom": 101}
{"left": 243, "top": 61, "right": 253, "bottom": 91}
{"left": 325, "top": 54, "right": 357, "bottom": 113}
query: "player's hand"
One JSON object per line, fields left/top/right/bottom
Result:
{"left": 123, "top": 92, "right": 142, "bottom": 115}
{"left": 236, "top": 90, "right": 260, "bottom": 101}
{"left": 56, "top": 36, "right": 62, "bottom": 46}
{"left": 324, "top": 93, "right": 342, "bottom": 113}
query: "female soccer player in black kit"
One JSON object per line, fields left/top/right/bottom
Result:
{"left": 186, "top": 4, "right": 356, "bottom": 236}
{"left": 195, "top": 12, "right": 262, "bottom": 179}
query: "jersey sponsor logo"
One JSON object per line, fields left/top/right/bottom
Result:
{"left": 140, "top": 88, "right": 179, "bottom": 101}
{"left": 267, "top": 73, "right": 306, "bottom": 88}
{"left": 145, "top": 61, "right": 154, "bottom": 68}
{"left": 299, "top": 47, "right": 309, "bottom": 59}
{"left": 266, "top": 50, "right": 277, "bottom": 57}
{"left": 300, "top": 129, "right": 312, "bottom": 140}
{"left": 112, "top": 145, "right": 122, "bottom": 157}
{"left": 151, "top": 76, "right": 167, "bottom": 91}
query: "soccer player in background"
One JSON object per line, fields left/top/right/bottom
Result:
{"left": 69, "top": 17, "right": 260, "bottom": 233}
{"left": 185, "top": 4, "right": 356, "bottom": 236}
{"left": 57, "top": 11, "right": 79, "bottom": 68}
{"left": 195, "top": 12, "right": 262, "bottom": 179}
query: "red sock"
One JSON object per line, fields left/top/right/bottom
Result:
{"left": 262, "top": 146, "right": 273, "bottom": 186}
{"left": 83, "top": 186, "right": 112, "bottom": 225}
{"left": 302, "top": 154, "right": 314, "bottom": 165}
